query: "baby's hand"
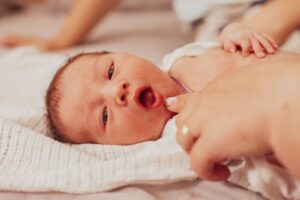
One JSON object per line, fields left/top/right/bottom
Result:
{"left": 219, "top": 22, "right": 278, "bottom": 58}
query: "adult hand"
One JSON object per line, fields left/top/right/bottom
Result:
{"left": 0, "top": 35, "right": 62, "bottom": 51}
{"left": 164, "top": 61, "right": 296, "bottom": 181}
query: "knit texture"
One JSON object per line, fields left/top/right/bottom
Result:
{"left": 0, "top": 112, "right": 195, "bottom": 193}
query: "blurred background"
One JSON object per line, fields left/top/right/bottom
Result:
{"left": 1, "top": 0, "right": 299, "bottom": 63}
{"left": 0, "top": 0, "right": 184, "bottom": 64}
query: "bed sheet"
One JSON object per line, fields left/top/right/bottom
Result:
{"left": 0, "top": 180, "right": 265, "bottom": 200}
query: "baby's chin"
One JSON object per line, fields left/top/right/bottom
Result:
{"left": 162, "top": 104, "right": 177, "bottom": 119}
{"left": 153, "top": 109, "right": 175, "bottom": 140}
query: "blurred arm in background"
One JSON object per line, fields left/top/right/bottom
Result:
{"left": 0, "top": 0, "right": 119, "bottom": 51}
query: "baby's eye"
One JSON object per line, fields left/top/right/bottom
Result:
{"left": 107, "top": 63, "right": 114, "bottom": 80}
{"left": 102, "top": 106, "right": 108, "bottom": 126}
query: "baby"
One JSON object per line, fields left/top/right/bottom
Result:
{"left": 46, "top": 51, "right": 184, "bottom": 145}
{"left": 46, "top": 35, "right": 300, "bottom": 145}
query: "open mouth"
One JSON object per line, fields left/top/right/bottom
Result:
{"left": 138, "top": 87, "right": 156, "bottom": 108}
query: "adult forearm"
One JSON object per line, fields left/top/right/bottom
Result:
{"left": 51, "top": 0, "right": 119, "bottom": 48}
{"left": 241, "top": 0, "right": 300, "bottom": 45}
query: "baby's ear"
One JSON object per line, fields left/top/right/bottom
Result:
{"left": 164, "top": 94, "right": 189, "bottom": 113}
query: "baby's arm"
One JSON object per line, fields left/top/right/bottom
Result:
{"left": 0, "top": 0, "right": 119, "bottom": 51}
{"left": 219, "top": 0, "right": 300, "bottom": 58}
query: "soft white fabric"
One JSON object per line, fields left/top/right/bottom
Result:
{"left": 162, "top": 41, "right": 300, "bottom": 200}
{"left": 0, "top": 47, "right": 196, "bottom": 193}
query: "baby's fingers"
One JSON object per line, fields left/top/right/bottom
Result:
{"left": 238, "top": 38, "right": 251, "bottom": 56}
{"left": 260, "top": 32, "right": 278, "bottom": 49}
{"left": 253, "top": 32, "right": 276, "bottom": 54}
{"left": 250, "top": 37, "right": 266, "bottom": 58}
{"left": 222, "top": 39, "right": 236, "bottom": 53}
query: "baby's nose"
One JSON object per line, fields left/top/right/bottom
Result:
{"left": 115, "top": 82, "right": 129, "bottom": 106}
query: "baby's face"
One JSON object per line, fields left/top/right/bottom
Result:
{"left": 58, "top": 52, "right": 181, "bottom": 145}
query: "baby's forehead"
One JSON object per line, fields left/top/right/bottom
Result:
{"left": 62, "top": 52, "right": 110, "bottom": 82}
{"left": 58, "top": 52, "right": 116, "bottom": 101}
{"left": 69, "top": 52, "right": 106, "bottom": 68}
{"left": 63, "top": 55, "right": 95, "bottom": 81}
{"left": 66, "top": 51, "right": 111, "bottom": 71}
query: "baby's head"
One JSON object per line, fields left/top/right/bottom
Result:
{"left": 46, "top": 52, "right": 182, "bottom": 145}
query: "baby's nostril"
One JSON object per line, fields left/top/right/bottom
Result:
{"left": 122, "top": 83, "right": 127, "bottom": 89}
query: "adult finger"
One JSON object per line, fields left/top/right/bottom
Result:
{"left": 189, "top": 137, "right": 230, "bottom": 181}
{"left": 165, "top": 93, "right": 190, "bottom": 113}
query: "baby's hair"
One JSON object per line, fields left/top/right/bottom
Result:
{"left": 45, "top": 51, "right": 109, "bottom": 142}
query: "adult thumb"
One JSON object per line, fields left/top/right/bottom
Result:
{"left": 164, "top": 93, "right": 189, "bottom": 113}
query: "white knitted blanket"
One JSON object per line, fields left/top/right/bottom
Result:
{"left": 0, "top": 47, "right": 300, "bottom": 200}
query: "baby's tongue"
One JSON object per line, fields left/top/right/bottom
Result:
{"left": 141, "top": 89, "right": 155, "bottom": 107}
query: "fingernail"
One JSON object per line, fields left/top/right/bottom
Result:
{"left": 165, "top": 97, "right": 176, "bottom": 107}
